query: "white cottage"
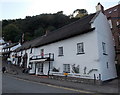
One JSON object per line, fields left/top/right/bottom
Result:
{"left": 3, "top": 42, "right": 21, "bottom": 57}
{"left": 14, "top": 12, "right": 117, "bottom": 81}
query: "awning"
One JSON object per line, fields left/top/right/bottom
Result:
{"left": 29, "top": 59, "right": 47, "bottom": 63}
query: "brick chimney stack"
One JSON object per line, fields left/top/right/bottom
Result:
{"left": 96, "top": 2, "right": 104, "bottom": 13}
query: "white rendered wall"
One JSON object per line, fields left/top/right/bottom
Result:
{"left": 34, "top": 31, "right": 100, "bottom": 79}
{"left": 24, "top": 12, "right": 116, "bottom": 81}
{"left": 92, "top": 12, "right": 117, "bottom": 81}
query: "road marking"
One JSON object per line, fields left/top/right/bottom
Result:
{"left": 6, "top": 75, "right": 95, "bottom": 94}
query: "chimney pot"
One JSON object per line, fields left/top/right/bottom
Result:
{"left": 96, "top": 2, "right": 104, "bottom": 13}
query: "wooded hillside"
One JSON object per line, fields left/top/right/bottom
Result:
{"left": 2, "top": 9, "right": 88, "bottom": 43}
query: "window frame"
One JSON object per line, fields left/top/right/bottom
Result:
{"left": 58, "top": 46, "right": 64, "bottom": 56}
{"left": 63, "top": 64, "right": 70, "bottom": 73}
{"left": 108, "top": 19, "right": 113, "bottom": 29}
{"left": 77, "top": 42, "right": 85, "bottom": 54}
{"left": 108, "top": 11, "right": 112, "bottom": 14}
{"left": 40, "top": 49, "right": 44, "bottom": 57}
{"left": 102, "top": 42, "right": 107, "bottom": 55}
{"left": 106, "top": 62, "right": 109, "bottom": 69}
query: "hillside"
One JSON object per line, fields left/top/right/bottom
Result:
{"left": 2, "top": 12, "right": 79, "bottom": 43}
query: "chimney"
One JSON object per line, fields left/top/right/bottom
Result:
{"left": 96, "top": 2, "right": 104, "bottom": 13}
{"left": 45, "top": 30, "right": 50, "bottom": 36}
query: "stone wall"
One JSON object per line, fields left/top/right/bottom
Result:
{"left": 49, "top": 75, "right": 102, "bottom": 85}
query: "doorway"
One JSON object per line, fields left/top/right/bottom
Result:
{"left": 37, "top": 63, "right": 44, "bottom": 74}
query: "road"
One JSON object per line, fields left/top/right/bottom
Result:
{"left": 2, "top": 74, "right": 86, "bottom": 93}
{"left": 0, "top": 56, "right": 2, "bottom": 95}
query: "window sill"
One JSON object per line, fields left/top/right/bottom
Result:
{"left": 103, "top": 53, "right": 108, "bottom": 55}
{"left": 58, "top": 55, "right": 64, "bottom": 57}
{"left": 77, "top": 52, "right": 85, "bottom": 55}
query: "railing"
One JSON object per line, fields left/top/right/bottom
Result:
{"left": 30, "top": 53, "right": 54, "bottom": 61}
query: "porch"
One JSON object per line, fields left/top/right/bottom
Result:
{"left": 29, "top": 53, "right": 54, "bottom": 76}
{"left": 29, "top": 53, "right": 54, "bottom": 62}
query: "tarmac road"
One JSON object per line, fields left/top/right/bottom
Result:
{"left": 2, "top": 74, "right": 117, "bottom": 95}
{"left": 0, "top": 56, "right": 2, "bottom": 95}
{"left": 2, "top": 74, "right": 91, "bottom": 94}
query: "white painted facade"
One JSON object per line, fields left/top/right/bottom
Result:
{"left": 92, "top": 12, "right": 117, "bottom": 80}
{"left": 28, "top": 12, "right": 117, "bottom": 81}
{"left": 0, "top": 38, "right": 6, "bottom": 55}
{"left": 12, "top": 12, "right": 117, "bottom": 81}
{"left": 9, "top": 43, "right": 21, "bottom": 64}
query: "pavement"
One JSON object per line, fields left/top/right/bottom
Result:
{"left": 2, "top": 60, "right": 120, "bottom": 94}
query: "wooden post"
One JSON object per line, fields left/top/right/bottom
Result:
{"left": 94, "top": 74, "right": 96, "bottom": 84}
{"left": 48, "top": 53, "right": 51, "bottom": 76}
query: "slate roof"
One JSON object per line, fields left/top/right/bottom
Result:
{"left": 16, "top": 13, "right": 96, "bottom": 52}
{"left": 15, "top": 36, "right": 44, "bottom": 52}
{"left": 34, "top": 13, "right": 96, "bottom": 47}
{"left": 3, "top": 43, "right": 19, "bottom": 49}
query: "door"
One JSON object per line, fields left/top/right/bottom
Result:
{"left": 38, "top": 63, "right": 44, "bottom": 74}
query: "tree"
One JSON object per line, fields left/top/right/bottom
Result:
{"left": 72, "top": 9, "right": 88, "bottom": 18}
{"left": 46, "top": 26, "right": 56, "bottom": 32}
{"left": 2, "top": 12, "right": 79, "bottom": 42}
{"left": 34, "top": 27, "right": 45, "bottom": 38}
{"left": 2, "top": 24, "right": 21, "bottom": 43}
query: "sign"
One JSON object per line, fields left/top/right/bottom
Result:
{"left": 64, "top": 73, "right": 68, "bottom": 76}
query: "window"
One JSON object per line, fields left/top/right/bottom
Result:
{"left": 106, "top": 62, "right": 109, "bottom": 69}
{"left": 102, "top": 42, "right": 107, "bottom": 55}
{"left": 63, "top": 64, "right": 70, "bottom": 73}
{"left": 117, "top": 22, "right": 119, "bottom": 26}
{"left": 77, "top": 42, "right": 84, "bottom": 54}
{"left": 58, "top": 47, "right": 63, "bottom": 56}
{"left": 40, "top": 49, "right": 44, "bottom": 57}
{"left": 108, "top": 20, "right": 112, "bottom": 28}
{"left": 109, "top": 11, "right": 112, "bottom": 14}
{"left": 114, "top": 9, "right": 117, "bottom": 11}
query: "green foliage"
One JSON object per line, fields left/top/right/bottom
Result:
{"left": 34, "top": 27, "right": 45, "bottom": 38}
{"left": 72, "top": 64, "right": 79, "bottom": 73}
{"left": 73, "top": 9, "right": 88, "bottom": 18}
{"left": 2, "top": 10, "right": 88, "bottom": 42}
{"left": 46, "top": 26, "right": 56, "bottom": 31}
{"left": 87, "top": 69, "right": 98, "bottom": 75}
{"left": 2, "top": 24, "right": 21, "bottom": 43}
{"left": 52, "top": 67, "right": 59, "bottom": 72}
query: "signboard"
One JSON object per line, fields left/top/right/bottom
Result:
{"left": 64, "top": 73, "right": 68, "bottom": 76}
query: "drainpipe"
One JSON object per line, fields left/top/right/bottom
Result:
{"left": 35, "top": 62, "right": 37, "bottom": 75}
{"left": 94, "top": 74, "right": 96, "bottom": 84}
{"left": 48, "top": 53, "right": 51, "bottom": 76}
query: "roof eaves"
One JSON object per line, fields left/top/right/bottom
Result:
{"left": 90, "top": 11, "right": 100, "bottom": 23}
{"left": 35, "top": 28, "right": 95, "bottom": 48}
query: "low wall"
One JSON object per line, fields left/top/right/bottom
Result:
{"left": 49, "top": 75, "right": 102, "bottom": 85}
